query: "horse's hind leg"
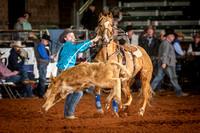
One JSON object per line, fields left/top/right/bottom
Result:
{"left": 121, "top": 81, "right": 132, "bottom": 108}
{"left": 139, "top": 72, "right": 152, "bottom": 116}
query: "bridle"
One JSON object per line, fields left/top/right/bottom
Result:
{"left": 96, "top": 16, "right": 114, "bottom": 44}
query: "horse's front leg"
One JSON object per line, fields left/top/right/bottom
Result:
{"left": 94, "top": 87, "right": 104, "bottom": 114}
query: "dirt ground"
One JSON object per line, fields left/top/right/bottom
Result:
{"left": 0, "top": 90, "right": 200, "bottom": 133}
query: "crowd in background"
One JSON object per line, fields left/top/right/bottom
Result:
{"left": 1, "top": 4, "right": 200, "bottom": 99}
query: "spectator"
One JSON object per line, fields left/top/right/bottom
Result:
{"left": 13, "top": 16, "right": 26, "bottom": 40}
{"left": 173, "top": 31, "right": 186, "bottom": 56}
{"left": 23, "top": 10, "right": 32, "bottom": 38}
{"left": 81, "top": 3, "right": 98, "bottom": 61}
{"left": 151, "top": 29, "right": 188, "bottom": 97}
{"left": 139, "top": 25, "right": 160, "bottom": 78}
{"left": 173, "top": 31, "right": 186, "bottom": 81}
{"left": 0, "top": 50, "right": 35, "bottom": 98}
{"left": 157, "top": 30, "right": 166, "bottom": 43}
{"left": 57, "top": 28, "right": 101, "bottom": 120}
{"left": 123, "top": 24, "right": 139, "bottom": 45}
{"left": 102, "top": 6, "right": 110, "bottom": 16}
{"left": 187, "top": 33, "right": 200, "bottom": 89}
{"left": 35, "top": 34, "right": 57, "bottom": 98}
{"left": 111, "top": 6, "right": 122, "bottom": 22}
{"left": 187, "top": 33, "right": 200, "bottom": 56}
{"left": 155, "top": 30, "right": 166, "bottom": 91}
{"left": 7, "top": 40, "right": 34, "bottom": 79}
{"left": 81, "top": 3, "right": 98, "bottom": 39}
{"left": 7, "top": 41, "right": 26, "bottom": 71}
{"left": 139, "top": 25, "right": 160, "bottom": 57}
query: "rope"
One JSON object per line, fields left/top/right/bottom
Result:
{"left": 64, "top": 41, "right": 91, "bottom": 70}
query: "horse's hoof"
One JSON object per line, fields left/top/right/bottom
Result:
{"left": 105, "top": 103, "right": 110, "bottom": 109}
{"left": 97, "top": 108, "right": 104, "bottom": 114}
{"left": 122, "top": 103, "right": 129, "bottom": 109}
{"left": 112, "top": 112, "right": 119, "bottom": 118}
{"left": 139, "top": 108, "right": 144, "bottom": 116}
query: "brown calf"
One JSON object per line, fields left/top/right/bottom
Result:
{"left": 40, "top": 60, "right": 131, "bottom": 116}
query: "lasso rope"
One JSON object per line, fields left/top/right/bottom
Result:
{"left": 64, "top": 41, "right": 92, "bottom": 70}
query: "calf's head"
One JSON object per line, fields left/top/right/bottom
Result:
{"left": 40, "top": 73, "right": 73, "bottom": 114}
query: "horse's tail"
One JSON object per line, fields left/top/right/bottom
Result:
{"left": 138, "top": 85, "right": 155, "bottom": 106}
{"left": 107, "top": 60, "right": 131, "bottom": 78}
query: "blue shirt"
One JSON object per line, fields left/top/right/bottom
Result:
{"left": 173, "top": 39, "right": 184, "bottom": 56}
{"left": 37, "top": 43, "right": 51, "bottom": 59}
{"left": 56, "top": 40, "right": 92, "bottom": 70}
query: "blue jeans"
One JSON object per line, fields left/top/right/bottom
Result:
{"left": 57, "top": 70, "right": 83, "bottom": 117}
{"left": 151, "top": 66, "right": 183, "bottom": 96}
{"left": 6, "top": 69, "right": 33, "bottom": 97}
{"left": 37, "top": 64, "right": 47, "bottom": 98}
{"left": 64, "top": 91, "right": 83, "bottom": 117}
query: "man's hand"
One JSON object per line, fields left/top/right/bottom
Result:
{"left": 91, "top": 35, "right": 101, "bottom": 43}
{"left": 90, "top": 35, "right": 101, "bottom": 47}
{"left": 162, "top": 64, "right": 166, "bottom": 69}
{"left": 12, "top": 71, "right": 19, "bottom": 75}
{"left": 50, "top": 54, "right": 57, "bottom": 59}
{"left": 20, "top": 51, "right": 24, "bottom": 57}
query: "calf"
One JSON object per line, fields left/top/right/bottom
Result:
{"left": 40, "top": 60, "right": 131, "bottom": 115}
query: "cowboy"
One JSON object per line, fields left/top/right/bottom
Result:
{"left": 139, "top": 25, "right": 160, "bottom": 57}
{"left": 8, "top": 41, "right": 26, "bottom": 71}
{"left": 187, "top": 33, "right": 200, "bottom": 89}
{"left": 0, "top": 49, "right": 35, "bottom": 98}
{"left": 123, "top": 24, "right": 139, "bottom": 46}
{"left": 35, "top": 34, "right": 57, "bottom": 98}
{"left": 151, "top": 29, "right": 188, "bottom": 97}
{"left": 57, "top": 28, "right": 101, "bottom": 119}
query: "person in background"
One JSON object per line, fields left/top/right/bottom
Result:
{"left": 173, "top": 31, "right": 186, "bottom": 82}
{"left": 81, "top": 3, "right": 98, "bottom": 61}
{"left": 13, "top": 16, "right": 26, "bottom": 40}
{"left": 152, "top": 30, "right": 166, "bottom": 92}
{"left": 139, "top": 25, "right": 160, "bottom": 80}
{"left": 7, "top": 41, "right": 26, "bottom": 71}
{"left": 111, "top": 6, "right": 122, "bottom": 22}
{"left": 57, "top": 28, "right": 101, "bottom": 120}
{"left": 81, "top": 3, "right": 98, "bottom": 39}
{"left": 187, "top": 33, "right": 200, "bottom": 89}
{"left": 35, "top": 34, "right": 56, "bottom": 98}
{"left": 123, "top": 23, "right": 139, "bottom": 45}
{"left": 139, "top": 25, "right": 159, "bottom": 57}
{"left": 102, "top": 6, "right": 110, "bottom": 16}
{"left": 151, "top": 29, "right": 188, "bottom": 97}
{"left": 23, "top": 10, "right": 32, "bottom": 39}
{"left": 187, "top": 33, "right": 200, "bottom": 56}
{"left": 0, "top": 50, "right": 35, "bottom": 98}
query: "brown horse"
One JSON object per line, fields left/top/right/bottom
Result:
{"left": 93, "top": 13, "right": 154, "bottom": 116}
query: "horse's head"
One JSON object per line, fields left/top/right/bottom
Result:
{"left": 96, "top": 13, "right": 113, "bottom": 44}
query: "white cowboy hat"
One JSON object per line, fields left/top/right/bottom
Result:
{"left": 10, "top": 41, "right": 26, "bottom": 48}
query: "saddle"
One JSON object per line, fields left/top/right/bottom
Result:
{"left": 122, "top": 44, "right": 143, "bottom": 58}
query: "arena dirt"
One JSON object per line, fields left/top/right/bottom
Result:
{"left": 0, "top": 91, "right": 200, "bottom": 132}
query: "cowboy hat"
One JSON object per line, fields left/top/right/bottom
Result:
{"left": 193, "top": 33, "right": 200, "bottom": 39}
{"left": 10, "top": 41, "right": 26, "bottom": 48}
{"left": 175, "top": 31, "right": 185, "bottom": 37}
{"left": 146, "top": 25, "right": 156, "bottom": 31}
{"left": 125, "top": 25, "right": 134, "bottom": 32}
{"left": 59, "top": 28, "right": 75, "bottom": 43}
{"left": 164, "top": 29, "right": 177, "bottom": 37}
{"left": 42, "top": 34, "right": 52, "bottom": 42}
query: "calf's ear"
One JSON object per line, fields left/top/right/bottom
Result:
{"left": 50, "top": 72, "right": 55, "bottom": 81}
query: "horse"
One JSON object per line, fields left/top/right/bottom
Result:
{"left": 93, "top": 13, "right": 154, "bottom": 116}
